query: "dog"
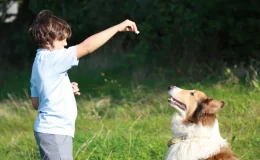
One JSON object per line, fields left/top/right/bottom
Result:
{"left": 165, "top": 86, "right": 238, "bottom": 160}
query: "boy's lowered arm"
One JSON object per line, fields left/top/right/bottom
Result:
{"left": 76, "top": 19, "right": 138, "bottom": 59}
{"left": 32, "top": 97, "right": 39, "bottom": 110}
{"left": 31, "top": 83, "right": 80, "bottom": 110}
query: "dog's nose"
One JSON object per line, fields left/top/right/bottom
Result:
{"left": 168, "top": 86, "right": 174, "bottom": 90}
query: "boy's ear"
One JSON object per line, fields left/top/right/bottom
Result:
{"left": 204, "top": 99, "right": 225, "bottom": 114}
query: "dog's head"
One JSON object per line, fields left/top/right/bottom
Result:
{"left": 168, "top": 86, "right": 224, "bottom": 126}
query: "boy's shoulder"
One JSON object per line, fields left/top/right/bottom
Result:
{"left": 33, "top": 46, "right": 78, "bottom": 74}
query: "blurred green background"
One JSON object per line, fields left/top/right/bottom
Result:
{"left": 1, "top": 0, "right": 260, "bottom": 77}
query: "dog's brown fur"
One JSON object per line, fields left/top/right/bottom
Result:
{"left": 167, "top": 86, "right": 239, "bottom": 160}
{"left": 205, "top": 147, "right": 238, "bottom": 160}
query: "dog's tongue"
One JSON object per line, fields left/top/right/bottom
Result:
{"left": 171, "top": 98, "right": 186, "bottom": 110}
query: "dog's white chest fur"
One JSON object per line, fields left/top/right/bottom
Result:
{"left": 165, "top": 114, "right": 228, "bottom": 160}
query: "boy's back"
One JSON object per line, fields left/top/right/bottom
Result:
{"left": 31, "top": 46, "right": 78, "bottom": 137}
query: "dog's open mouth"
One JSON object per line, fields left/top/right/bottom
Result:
{"left": 168, "top": 97, "right": 187, "bottom": 110}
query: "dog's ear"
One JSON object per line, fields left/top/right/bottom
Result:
{"left": 204, "top": 99, "right": 225, "bottom": 114}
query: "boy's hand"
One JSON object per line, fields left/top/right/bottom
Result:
{"left": 117, "top": 20, "right": 139, "bottom": 34}
{"left": 76, "top": 19, "right": 139, "bottom": 59}
{"left": 72, "top": 82, "right": 80, "bottom": 96}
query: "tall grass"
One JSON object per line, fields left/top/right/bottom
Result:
{"left": 1, "top": 59, "right": 260, "bottom": 159}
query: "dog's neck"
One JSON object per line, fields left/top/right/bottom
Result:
{"left": 171, "top": 114, "right": 222, "bottom": 139}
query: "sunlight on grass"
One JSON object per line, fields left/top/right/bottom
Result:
{"left": 0, "top": 76, "right": 260, "bottom": 159}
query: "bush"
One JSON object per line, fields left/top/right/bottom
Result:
{"left": 1, "top": 0, "right": 260, "bottom": 77}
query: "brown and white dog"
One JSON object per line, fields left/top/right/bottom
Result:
{"left": 165, "top": 86, "right": 238, "bottom": 160}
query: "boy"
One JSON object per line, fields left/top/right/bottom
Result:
{"left": 29, "top": 10, "right": 139, "bottom": 159}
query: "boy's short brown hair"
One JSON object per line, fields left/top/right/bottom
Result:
{"left": 29, "top": 10, "right": 72, "bottom": 48}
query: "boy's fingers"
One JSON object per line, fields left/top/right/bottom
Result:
{"left": 119, "top": 19, "right": 138, "bottom": 33}
{"left": 132, "top": 23, "right": 138, "bottom": 33}
{"left": 73, "top": 88, "right": 79, "bottom": 92}
{"left": 128, "top": 21, "right": 138, "bottom": 33}
{"left": 130, "top": 22, "right": 135, "bottom": 31}
{"left": 71, "top": 82, "right": 78, "bottom": 87}
{"left": 126, "top": 21, "right": 134, "bottom": 30}
{"left": 125, "top": 25, "right": 134, "bottom": 32}
{"left": 74, "top": 92, "right": 81, "bottom": 96}
{"left": 131, "top": 24, "right": 135, "bottom": 31}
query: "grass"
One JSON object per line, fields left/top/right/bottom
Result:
{"left": 0, "top": 68, "right": 260, "bottom": 160}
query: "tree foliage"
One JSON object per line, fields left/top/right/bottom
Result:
{"left": 1, "top": 0, "right": 260, "bottom": 71}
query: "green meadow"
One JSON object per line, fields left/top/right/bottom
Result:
{"left": 0, "top": 64, "right": 260, "bottom": 160}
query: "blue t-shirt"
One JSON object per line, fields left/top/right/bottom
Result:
{"left": 30, "top": 46, "right": 79, "bottom": 137}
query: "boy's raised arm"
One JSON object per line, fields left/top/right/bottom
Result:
{"left": 76, "top": 20, "right": 138, "bottom": 59}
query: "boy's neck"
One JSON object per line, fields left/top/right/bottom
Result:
{"left": 41, "top": 46, "right": 64, "bottom": 51}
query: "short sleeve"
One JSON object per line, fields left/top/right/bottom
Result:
{"left": 50, "top": 46, "right": 79, "bottom": 73}
{"left": 30, "top": 82, "right": 39, "bottom": 97}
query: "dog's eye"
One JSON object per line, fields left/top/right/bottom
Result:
{"left": 190, "top": 92, "right": 194, "bottom": 96}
